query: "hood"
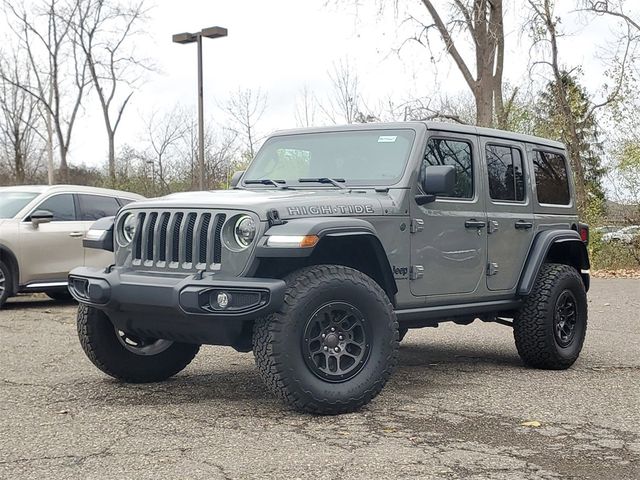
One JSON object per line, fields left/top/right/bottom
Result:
{"left": 125, "top": 188, "right": 396, "bottom": 220}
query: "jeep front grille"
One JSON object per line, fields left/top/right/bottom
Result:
{"left": 130, "top": 210, "right": 226, "bottom": 270}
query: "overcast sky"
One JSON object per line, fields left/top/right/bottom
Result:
{"left": 66, "top": 0, "right": 623, "bottom": 169}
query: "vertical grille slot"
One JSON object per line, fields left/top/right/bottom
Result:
{"left": 158, "top": 213, "right": 170, "bottom": 262}
{"left": 145, "top": 212, "right": 158, "bottom": 261}
{"left": 133, "top": 212, "right": 146, "bottom": 260}
{"left": 171, "top": 212, "right": 184, "bottom": 262}
{"left": 184, "top": 213, "right": 197, "bottom": 263}
{"left": 213, "top": 213, "right": 226, "bottom": 264}
{"left": 198, "top": 213, "right": 211, "bottom": 265}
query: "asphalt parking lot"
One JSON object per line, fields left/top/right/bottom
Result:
{"left": 1, "top": 278, "right": 639, "bottom": 480}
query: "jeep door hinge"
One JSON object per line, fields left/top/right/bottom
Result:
{"left": 410, "top": 265, "right": 424, "bottom": 280}
{"left": 487, "top": 220, "right": 499, "bottom": 234}
{"left": 487, "top": 262, "right": 499, "bottom": 276}
{"left": 410, "top": 218, "right": 424, "bottom": 233}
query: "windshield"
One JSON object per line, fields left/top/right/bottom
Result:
{"left": 244, "top": 129, "right": 416, "bottom": 186}
{"left": 0, "top": 191, "right": 39, "bottom": 219}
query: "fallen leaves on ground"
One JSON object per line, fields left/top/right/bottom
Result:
{"left": 521, "top": 420, "right": 542, "bottom": 428}
{"left": 591, "top": 269, "right": 640, "bottom": 279}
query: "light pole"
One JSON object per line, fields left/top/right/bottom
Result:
{"left": 173, "top": 26, "right": 228, "bottom": 190}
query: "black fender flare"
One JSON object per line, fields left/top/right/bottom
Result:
{"left": 0, "top": 243, "right": 19, "bottom": 293}
{"left": 518, "top": 229, "right": 590, "bottom": 296}
{"left": 256, "top": 217, "right": 397, "bottom": 297}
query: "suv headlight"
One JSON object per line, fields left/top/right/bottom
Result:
{"left": 234, "top": 215, "right": 256, "bottom": 249}
{"left": 118, "top": 212, "right": 138, "bottom": 246}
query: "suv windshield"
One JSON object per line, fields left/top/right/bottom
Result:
{"left": 0, "top": 191, "right": 39, "bottom": 219}
{"left": 244, "top": 129, "right": 416, "bottom": 186}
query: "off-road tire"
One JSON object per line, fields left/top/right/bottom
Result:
{"left": 253, "top": 265, "right": 399, "bottom": 415}
{"left": 0, "top": 260, "right": 11, "bottom": 308}
{"left": 77, "top": 304, "right": 200, "bottom": 383}
{"left": 514, "top": 263, "right": 587, "bottom": 370}
{"left": 46, "top": 289, "right": 74, "bottom": 302}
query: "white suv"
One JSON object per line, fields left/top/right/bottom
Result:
{"left": 0, "top": 185, "right": 143, "bottom": 307}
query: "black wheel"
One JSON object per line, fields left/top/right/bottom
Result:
{"left": 77, "top": 304, "right": 200, "bottom": 383}
{"left": 46, "top": 289, "right": 74, "bottom": 302}
{"left": 253, "top": 265, "right": 399, "bottom": 415}
{"left": 514, "top": 263, "right": 587, "bottom": 370}
{"left": 0, "top": 260, "right": 11, "bottom": 308}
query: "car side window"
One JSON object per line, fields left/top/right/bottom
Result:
{"left": 423, "top": 138, "right": 473, "bottom": 199}
{"left": 34, "top": 194, "right": 76, "bottom": 221}
{"left": 533, "top": 151, "right": 570, "bottom": 205}
{"left": 78, "top": 194, "right": 121, "bottom": 221}
{"left": 486, "top": 144, "right": 525, "bottom": 202}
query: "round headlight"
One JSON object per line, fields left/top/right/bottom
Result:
{"left": 234, "top": 215, "right": 256, "bottom": 248}
{"left": 119, "top": 213, "right": 138, "bottom": 245}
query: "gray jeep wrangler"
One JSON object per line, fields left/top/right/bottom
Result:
{"left": 70, "top": 122, "right": 590, "bottom": 414}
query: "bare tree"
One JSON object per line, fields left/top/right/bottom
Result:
{"left": 401, "top": 0, "right": 507, "bottom": 128}
{"left": 0, "top": 53, "right": 44, "bottom": 183}
{"left": 526, "top": 0, "right": 635, "bottom": 211}
{"left": 3, "top": 0, "right": 89, "bottom": 183}
{"left": 73, "top": 0, "right": 150, "bottom": 184}
{"left": 294, "top": 84, "right": 317, "bottom": 127}
{"left": 225, "top": 88, "right": 267, "bottom": 160}
{"left": 143, "top": 106, "right": 189, "bottom": 194}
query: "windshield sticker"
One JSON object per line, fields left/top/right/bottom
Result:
{"left": 378, "top": 135, "right": 397, "bottom": 143}
{"left": 287, "top": 205, "right": 375, "bottom": 216}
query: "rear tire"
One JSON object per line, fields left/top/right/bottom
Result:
{"left": 253, "top": 265, "right": 399, "bottom": 415}
{"left": 77, "top": 304, "right": 200, "bottom": 383}
{"left": 514, "top": 263, "right": 587, "bottom": 370}
{"left": 0, "top": 260, "right": 11, "bottom": 308}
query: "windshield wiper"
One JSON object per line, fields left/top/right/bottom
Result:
{"left": 298, "top": 177, "right": 346, "bottom": 189}
{"left": 244, "top": 179, "right": 288, "bottom": 189}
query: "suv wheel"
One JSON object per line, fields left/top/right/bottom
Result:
{"left": 77, "top": 304, "right": 200, "bottom": 382}
{"left": 253, "top": 265, "right": 399, "bottom": 414}
{"left": 0, "top": 260, "right": 11, "bottom": 308}
{"left": 514, "top": 263, "right": 587, "bottom": 370}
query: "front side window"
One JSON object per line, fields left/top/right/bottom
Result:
{"left": 34, "top": 194, "right": 76, "bottom": 221}
{"left": 422, "top": 138, "right": 473, "bottom": 199}
{"left": 0, "top": 191, "right": 39, "bottom": 219}
{"left": 244, "top": 129, "right": 416, "bottom": 186}
{"left": 486, "top": 144, "right": 525, "bottom": 202}
{"left": 78, "top": 194, "right": 121, "bottom": 221}
{"left": 533, "top": 151, "right": 570, "bottom": 205}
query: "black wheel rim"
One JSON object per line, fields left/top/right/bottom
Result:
{"left": 302, "top": 302, "right": 371, "bottom": 382}
{"left": 114, "top": 328, "right": 173, "bottom": 356}
{"left": 554, "top": 290, "right": 578, "bottom": 347}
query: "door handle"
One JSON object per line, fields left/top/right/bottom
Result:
{"left": 465, "top": 219, "right": 486, "bottom": 229}
{"left": 69, "top": 232, "right": 84, "bottom": 237}
{"left": 515, "top": 220, "right": 533, "bottom": 230}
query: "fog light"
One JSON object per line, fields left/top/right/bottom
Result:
{"left": 216, "top": 292, "right": 229, "bottom": 309}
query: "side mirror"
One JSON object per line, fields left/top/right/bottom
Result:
{"left": 416, "top": 165, "right": 456, "bottom": 205}
{"left": 230, "top": 170, "right": 244, "bottom": 188}
{"left": 30, "top": 210, "right": 54, "bottom": 227}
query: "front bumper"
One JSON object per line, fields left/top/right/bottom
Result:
{"left": 68, "top": 266, "right": 286, "bottom": 347}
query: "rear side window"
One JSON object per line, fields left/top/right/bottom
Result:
{"left": 486, "top": 144, "right": 525, "bottom": 202}
{"left": 533, "top": 151, "right": 570, "bottom": 205}
{"left": 35, "top": 194, "right": 76, "bottom": 221}
{"left": 78, "top": 194, "right": 121, "bottom": 221}
{"left": 423, "top": 138, "right": 473, "bottom": 199}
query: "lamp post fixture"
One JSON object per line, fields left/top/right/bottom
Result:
{"left": 173, "top": 26, "right": 228, "bottom": 190}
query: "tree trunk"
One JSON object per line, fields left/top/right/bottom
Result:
{"left": 108, "top": 132, "right": 115, "bottom": 185}
{"left": 45, "top": 110, "right": 55, "bottom": 185}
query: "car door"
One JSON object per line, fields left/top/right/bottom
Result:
{"left": 77, "top": 193, "right": 122, "bottom": 269}
{"left": 18, "top": 193, "right": 85, "bottom": 283}
{"left": 410, "top": 132, "right": 487, "bottom": 298}
{"left": 482, "top": 140, "right": 535, "bottom": 291}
